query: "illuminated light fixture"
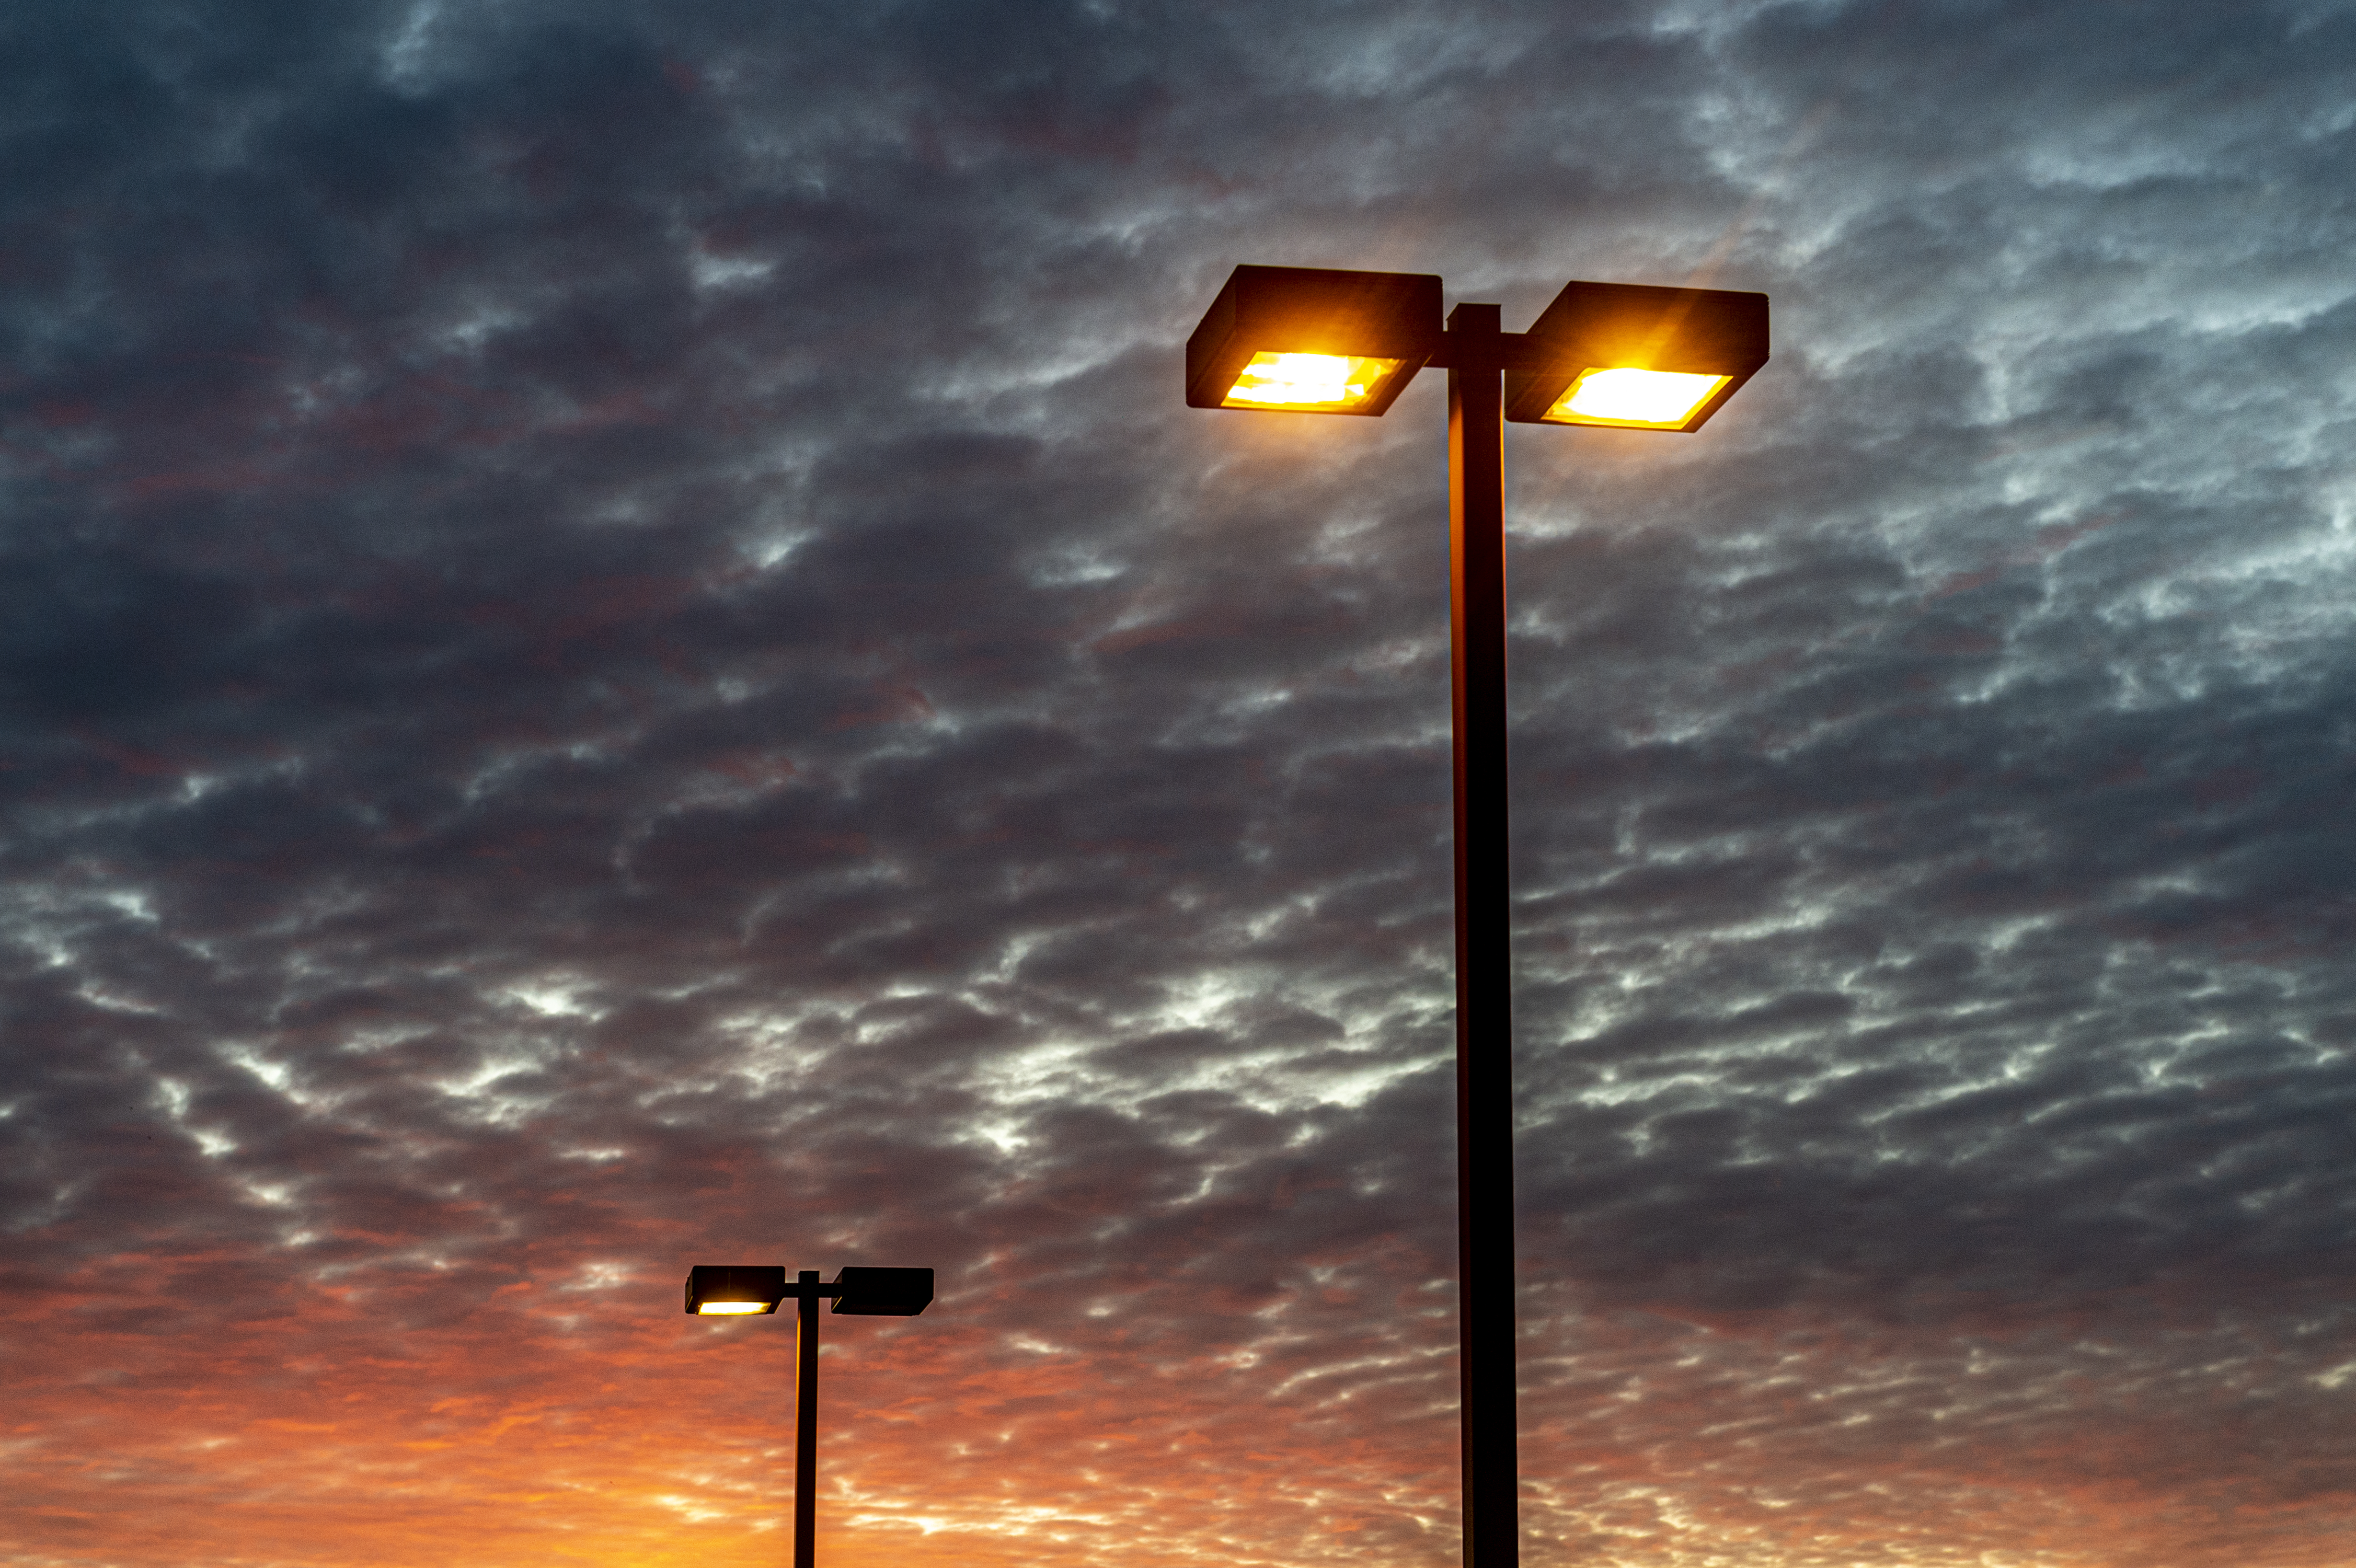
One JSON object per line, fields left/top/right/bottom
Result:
{"left": 1186, "top": 263, "right": 1767, "bottom": 1568}
{"left": 1223, "top": 351, "right": 1408, "bottom": 410}
{"left": 1505, "top": 280, "right": 1768, "bottom": 432}
{"left": 1545, "top": 367, "right": 1731, "bottom": 429}
{"left": 1185, "top": 264, "right": 1439, "bottom": 417}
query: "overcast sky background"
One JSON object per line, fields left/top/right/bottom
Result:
{"left": 7, "top": 2, "right": 2356, "bottom": 1565}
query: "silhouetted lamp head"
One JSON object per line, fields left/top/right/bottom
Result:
{"left": 686, "top": 1264, "right": 786, "bottom": 1315}
{"left": 831, "top": 1266, "right": 934, "bottom": 1316}
{"left": 1186, "top": 266, "right": 1440, "bottom": 416}
{"left": 1506, "top": 281, "right": 1768, "bottom": 433}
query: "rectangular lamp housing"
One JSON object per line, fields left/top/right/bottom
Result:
{"left": 685, "top": 1264, "right": 787, "bottom": 1315}
{"left": 831, "top": 1266, "right": 934, "bottom": 1316}
{"left": 1186, "top": 265, "right": 1440, "bottom": 416}
{"left": 1505, "top": 281, "right": 1768, "bottom": 432}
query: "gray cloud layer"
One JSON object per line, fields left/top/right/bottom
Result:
{"left": 7, "top": 2, "right": 2356, "bottom": 1564}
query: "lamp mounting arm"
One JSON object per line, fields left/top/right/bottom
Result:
{"left": 1420, "top": 321, "right": 1559, "bottom": 375}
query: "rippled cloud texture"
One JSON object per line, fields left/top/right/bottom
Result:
{"left": 8, "top": 2, "right": 2356, "bottom": 1565}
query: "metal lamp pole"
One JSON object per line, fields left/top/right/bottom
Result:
{"left": 1182, "top": 264, "right": 1767, "bottom": 1568}
{"left": 1443, "top": 301, "right": 1518, "bottom": 1568}
{"left": 790, "top": 1271, "right": 822, "bottom": 1568}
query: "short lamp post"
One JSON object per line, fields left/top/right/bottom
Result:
{"left": 1185, "top": 266, "right": 1768, "bottom": 1568}
{"left": 684, "top": 1264, "right": 936, "bottom": 1568}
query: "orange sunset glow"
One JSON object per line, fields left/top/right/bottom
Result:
{"left": 19, "top": 1184, "right": 2356, "bottom": 1567}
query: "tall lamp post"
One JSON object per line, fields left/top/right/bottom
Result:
{"left": 684, "top": 1263, "right": 936, "bottom": 1568}
{"left": 1184, "top": 267, "right": 1768, "bottom": 1568}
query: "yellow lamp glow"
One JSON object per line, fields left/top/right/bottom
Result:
{"left": 696, "top": 1299, "right": 771, "bottom": 1315}
{"left": 1544, "top": 367, "right": 1730, "bottom": 429}
{"left": 1223, "top": 352, "right": 1406, "bottom": 411}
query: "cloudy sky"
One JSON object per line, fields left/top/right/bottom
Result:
{"left": 8, "top": 2, "right": 2356, "bottom": 1565}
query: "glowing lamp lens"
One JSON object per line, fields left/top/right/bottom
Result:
{"left": 1222, "top": 352, "right": 1404, "bottom": 410}
{"left": 1545, "top": 368, "right": 1729, "bottom": 429}
{"left": 696, "top": 1300, "right": 769, "bottom": 1315}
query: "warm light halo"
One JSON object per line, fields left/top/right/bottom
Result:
{"left": 1544, "top": 367, "right": 1730, "bottom": 428}
{"left": 1222, "top": 351, "right": 1406, "bottom": 411}
{"left": 695, "top": 1300, "right": 770, "bottom": 1315}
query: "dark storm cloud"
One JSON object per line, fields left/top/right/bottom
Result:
{"left": 6, "top": 1, "right": 2356, "bottom": 1564}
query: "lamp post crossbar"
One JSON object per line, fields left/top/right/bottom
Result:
{"left": 1423, "top": 329, "right": 1572, "bottom": 373}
